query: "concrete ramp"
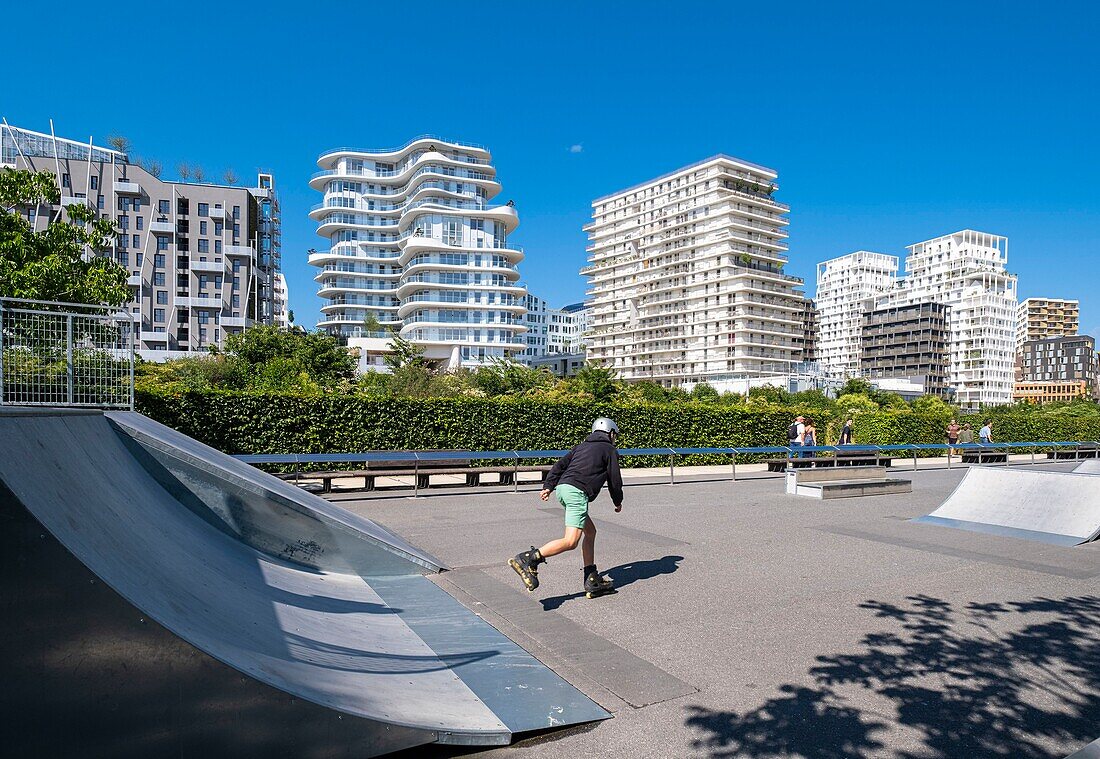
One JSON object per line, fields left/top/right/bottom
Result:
{"left": 913, "top": 466, "right": 1100, "bottom": 546}
{"left": 1074, "top": 459, "right": 1100, "bottom": 475}
{"left": 0, "top": 408, "right": 608, "bottom": 757}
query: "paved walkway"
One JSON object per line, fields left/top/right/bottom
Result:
{"left": 332, "top": 462, "right": 1100, "bottom": 758}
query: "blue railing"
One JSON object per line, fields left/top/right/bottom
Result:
{"left": 235, "top": 441, "right": 1100, "bottom": 466}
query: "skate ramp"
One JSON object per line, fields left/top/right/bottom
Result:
{"left": 1074, "top": 459, "right": 1100, "bottom": 475}
{"left": 0, "top": 408, "right": 609, "bottom": 756}
{"left": 913, "top": 466, "right": 1100, "bottom": 546}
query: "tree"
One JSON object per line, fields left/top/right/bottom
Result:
{"left": 383, "top": 332, "right": 427, "bottom": 371}
{"left": 222, "top": 169, "right": 238, "bottom": 185}
{"left": 106, "top": 135, "right": 132, "bottom": 155}
{"left": 288, "top": 309, "right": 295, "bottom": 325}
{"left": 568, "top": 363, "right": 618, "bottom": 401}
{"left": 192, "top": 165, "right": 206, "bottom": 182}
{"left": 146, "top": 160, "right": 163, "bottom": 179}
{"left": 0, "top": 168, "right": 129, "bottom": 306}
{"left": 690, "top": 382, "right": 720, "bottom": 403}
{"left": 473, "top": 358, "right": 555, "bottom": 397}
{"left": 838, "top": 377, "right": 875, "bottom": 398}
{"left": 836, "top": 393, "right": 879, "bottom": 413}
{"left": 177, "top": 163, "right": 191, "bottom": 181}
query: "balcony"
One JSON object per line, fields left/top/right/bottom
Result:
{"left": 149, "top": 219, "right": 175, "bottom": 234}
{"left": 206, "top": 207, "right": 228, "bottom": 221}
{"left": 115, "top": 181, "right": 142, "bottom": 195}
{"left": 60, "top": 196, "right": 89, "bottom": 208}
{"left": 140, "top": 330, "right": 168, "bottom": 342}
{"left": 177, "top": 297, "right": 222, "bottom": 309}
{"left": 221, "top": 316, "right": 252, "bottom": 328}
{"left": 126, "top": 274, "right": 141, "bottom": 287}
{"left": 190, "top": 259, "right": 224, "bottom": 273}
{"left": 225, "top": 245, "right": 253, "bottom": 257}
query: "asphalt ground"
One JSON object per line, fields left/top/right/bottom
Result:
{"left": 332, "top": 463, "right": 1100, "bottom": 759}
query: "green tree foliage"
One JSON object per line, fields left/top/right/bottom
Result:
{"left": 567, "top": 364, "right": 619, "bottom": 401}
{"left": 747, "top": 385, "right": 791, "bottom": 406}
{"left": 836, "top": 393, "right": 880, "bottom": 414}
{"left": 690, "top": 382, "right": 720, "bottom": 403}
{"left": 0, "top": 168, "right": 129, "bottom": 306}
{"left": 473, "top": 359, "right": 556, "bottom": 397}
{"left": 838, "top": 377, "right": 875, "bottom": 397}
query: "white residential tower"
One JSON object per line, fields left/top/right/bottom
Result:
{"left": 815, "top": 251, "right": 898, "bottom": 377}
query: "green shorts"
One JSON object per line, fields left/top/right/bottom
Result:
{"left": 555, "top": 484, "right": 590, "bottom": 529}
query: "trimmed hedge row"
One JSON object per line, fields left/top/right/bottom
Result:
{"left": 135, "top": 390, "right": 1100, "bottom": 468}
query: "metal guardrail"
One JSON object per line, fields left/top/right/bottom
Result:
{"left": 235, "top": 441, "right": 1100, "bottom": 493}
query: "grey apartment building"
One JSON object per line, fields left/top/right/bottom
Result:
{"left": 1, "top": 122, "right": 281, "bottom": 358}
{"left": 861, "top": 301, "right": 949, "bottom": 395}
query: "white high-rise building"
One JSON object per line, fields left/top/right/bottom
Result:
{"left": 273, "top": 273, "right": 290, "bottom": 329}
{"left": 582, "top": 155, "right": 804, "bottom": 386}
{"left": 815, "top": 251, "right": 898, "bottom": 377}
{"left": 1016, "top": 297, "right": 1079, "bottom": 349}
{"left": 521, "top": 292, "right": 549, "bottom": 362}
{"left": 548, "top": 302, "right": 590, "bottom": 355}
{"left": 876, "top": 230, "right": 1017, "bottom": 408}
{"left": 308, "top": 137, "right": 526, "bottom": 369}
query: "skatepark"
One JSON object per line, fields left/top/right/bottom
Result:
{"left": 2, "top": 406, "right": 1100, "bottom": 758}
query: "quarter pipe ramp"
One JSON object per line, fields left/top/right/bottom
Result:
{"left": 0, "top": 408, "right": 608, "bottom": 757}
{"left": 912, "top": 466, "right": 1100, "bottom": 546}
{"left": 1074, "top": 459, "right": 1100, "bottom": 475}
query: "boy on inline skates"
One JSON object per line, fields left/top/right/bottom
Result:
{"left": 509, "top": 418, "right": 624, "bottom": 599}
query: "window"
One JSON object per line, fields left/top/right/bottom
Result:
{"left": 199, "top": 275, "right": 209, "bottom": 288}
{"left": 232, "top": 205, "right": 240, "bottom": 220}
{"left": 133, "top": 198, "right": 141, "bottom": 211}
{"left": 199, "top": 328, "right": 208, "bottom": 341}
{"left": 136, "top": 216, "right": 144, "bottom": 230}
{"left": 153, "top": 272, "right": 165, "bottom": 286}
{"left": 232, "top": 260, "right": 241, "bottom": 273}
{"left": 136, "top": 253, "right": 144, "bottom": 267}
{"left": 200, "top": 221, "right": 208, "bottom": 235}
{"left": 231, "top": 294, "right": 240, "bottom": 308}
{"left": 198, "top": 202, "right": 209, "bottom": 217}
{"left": 154, "top": 308, "right": 165, "bottom": 323}
{"left": 132, "top": 234, "right": 140, "bottom": 247}
{"left": 156, "top": 291, "right": 167, "bottom": 305}
{"left": 232, "top": 276, "right": 240, "bottom": 290}
{"left": 154, "top": 254, "right": 165, "bottom": 268}
{"left": 156, "top": 236, "right": 169, "bottom": 251}
{"left": 215, "top": 240, "right": 222, "bottom": 254}
{"left": 62, "top": 174, "right": 71, "bottom": 188}
{"left": 214, "top": 275, "right": 222, "bottom": 289}
{"left": 97, "top": 195, "right": 104, "bottom": 210}
{"left": 90, "top": 175, "right": 98, "bottom": 190}
{"left": 198, "top": 239, "right": 209, "bottom": 253}
{"left": 177, "top": 198, "right": 189, "bottom": 215}
{"left": 214, "top": 222, "right": 223, "bottom": 235}
{"left": 118, "top": 252, "right": 129, "bottom": 265}
{"left": 232, "top": 223, "right": 240, "bottom": 236}
{"left": 118, "top": 215, "right": 129, "bottom": 230}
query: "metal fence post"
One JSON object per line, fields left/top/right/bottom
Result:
{"left": 513, "top": 452, "right": 520, "bottom": 493}
{"left": 413, "top": 454, "right": 420, "bottom": 499}
{"left": 947, "top": 447, "right": 952, "bottom": 469}
{"left": 669, "top": 452, "right": 675, "bottom": 485}
{"left": 731, "top": 452, "right": 737, "bottom": 482}
{"left": 913, "top": 447, "right": 918, "bottom": 472}
{"left": 0, "top": 301, "right": 5, "bottom": 406}
{"left": 65, "top": 313, "right": 74, "bottom": 405}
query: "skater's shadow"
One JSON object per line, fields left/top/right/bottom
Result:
{"left": 540, "top": 555, "right": 684, "bottom": 611}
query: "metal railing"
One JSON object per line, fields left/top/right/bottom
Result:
{"left": 0, "top": 298, "right": 136, "bottom": 409}
{"left": 234, "top": 440, "right": 1100, "bottom": 494}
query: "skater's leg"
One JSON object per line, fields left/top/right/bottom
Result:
{"left": 581, "top": 519, "right": 596, "bottom": 567}
{"left": 539, "top": 526, "right": 583, "bottom": 558}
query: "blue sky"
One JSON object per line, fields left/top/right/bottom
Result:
{"left": 3, "top": 1, "right": 1098, "bottom": 336}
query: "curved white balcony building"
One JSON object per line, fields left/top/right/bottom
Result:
{"left": 309, "top": 137, "right": 526, "bottom": 368}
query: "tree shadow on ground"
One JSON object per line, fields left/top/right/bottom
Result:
{"left": 540, "top": 555, "right": 683, "bottom": 611}
{"left": 685, "top": 594, "right": 1100, "bottom": 758}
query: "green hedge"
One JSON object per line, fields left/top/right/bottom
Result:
{"left": 135, "top": 390, "right": 1100, "bottom": 469}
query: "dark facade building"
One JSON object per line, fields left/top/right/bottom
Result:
{"left": 861, "top": 301, "right": 949, "bottom": 395}
{"left": 797, "top": 298, "right": 818, "bottom": 364}
{"left": 1015, "top": 335, "right": 1099, "bottom": 402}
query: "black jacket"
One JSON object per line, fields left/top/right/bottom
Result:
{"left": 545, "top": 431, "right": 624, "bottom": 506}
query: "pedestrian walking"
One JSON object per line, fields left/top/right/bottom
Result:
{"left": 838, "top": 418, "right": 854, "bottom": 445}
{"left": 509, "top": 418, "right": 623, "bottom": 599}
{"left": 979, "top": 420, "right": 993, "bottom": 445}
{"left": 803, "top": 418, "right": 818, "bottom": 458}
{"left": 788, "top": 415, "right": 805, "bottom": 459}
{"left": 946, "top": 418, "right": 961, "bottom": 455}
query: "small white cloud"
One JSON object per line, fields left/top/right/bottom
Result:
{"left": 568, "top": 144, "right": 583, "bottom": 154}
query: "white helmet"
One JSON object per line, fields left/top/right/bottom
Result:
{"left": 592, "top": 417, "right": 619, "bottom": 435}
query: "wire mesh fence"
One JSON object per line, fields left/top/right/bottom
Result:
{"left": 0, "top": 298, "right": 135, "bottom": 409}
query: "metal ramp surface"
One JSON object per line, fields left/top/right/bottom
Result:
{"left": 0, "top": 408, "right": 608, "bottom": 757}
{"left": 912, "top": 466, "right": 1100, "bottom": 546}
{"left": 1074, "top": 459, "right": 1100, "bottom": 475}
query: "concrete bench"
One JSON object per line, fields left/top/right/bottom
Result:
{"left": 785, "top": 465, "right": 912, "bottom": 499}
{"left": 280, "top": 464, "right": 552, "bottom": 492}
{"left": 766, "top": 456, "right": 892, "bottom": 472}
{"left": 961, "top": 452, "right": 1007, "bottom": 464}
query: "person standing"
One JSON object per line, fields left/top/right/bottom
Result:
{"left": 838, "top": 418, "right": 854, "bottom": 445}
{"left": 788, "top": 415, "right": 805, "bottom": 459}
{"left": 509, "top": 418, "right": 623, "bottom": 599}
{"left": 979, "top": 420, "right": 993, "bottom": 445}
{"left": 946, "top": 418, "right": 961, "bottom": 455}
{"left": 803, "top": 418, "right": 817, "bottom": 458}
{"left": 958, "top": 424, "right": 974, "bottom": 445}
